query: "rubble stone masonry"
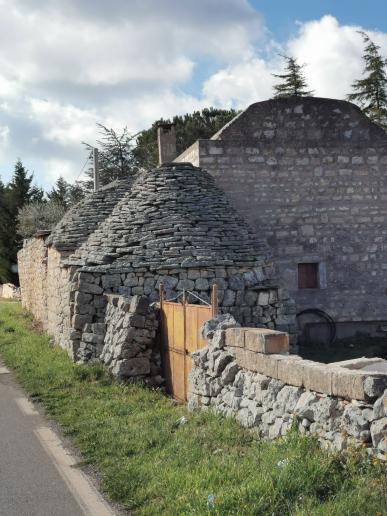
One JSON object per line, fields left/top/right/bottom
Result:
{"left": 18, "top": 233, "right": 49, "bottom": 325}
{"left": 189, "top": 320, "right": 387, "bottom": 459}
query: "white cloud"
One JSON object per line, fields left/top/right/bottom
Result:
{"left": 0, "top": 125, "right": 10, "bottom": 157}
{"left": 28, "top": 99, "right": 99, "bottom": 147}
{"left": 203, "top": 15, "right": 387, "bottom": 109}
{"left": 203, "top": 57, "right": 278, "bottom": 109}
{"left": 0, "top": 0, "right": 263, "bottom": 186}
{"left": 0, "top": 2, "right": 386, "bottom": 188}
{"left": 45, "top": 158, "right": 82, "bottom": 184}
{"left": 287, "top": 15, "right": 387, "bottom": 99}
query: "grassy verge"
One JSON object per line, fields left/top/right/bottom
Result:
{"left": 0, "top": 301, "right": 386, "bottom": 515}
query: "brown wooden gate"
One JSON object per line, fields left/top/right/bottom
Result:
{"left": 159, "top": 284, "right": 218, "bottom": 402}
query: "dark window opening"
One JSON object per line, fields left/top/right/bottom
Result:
{"left": 298, "top": 263, "right": 319, "bottom": 289}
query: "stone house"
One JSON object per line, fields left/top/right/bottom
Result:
{"left": 176, "top": 96, "right": 387, "bottom": 340}
{"left": 18, "top": 162, "right": 295, "bottom": 372}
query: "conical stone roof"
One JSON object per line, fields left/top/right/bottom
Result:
{"left": 47, "top": 178, "right": 133, "bottom": 252}
{"left": 75, "top": 163, "right": 269, "bottom": 270}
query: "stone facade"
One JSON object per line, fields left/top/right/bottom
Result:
{"left": 189, "top": 318, "right": 387, "bottom": 458}
{"left": 17, "top": 233, "right": 49, "bottom": 322}
{"left": 177, "top": 97, "right": 387, "bottom": 338}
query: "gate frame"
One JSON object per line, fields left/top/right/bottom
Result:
{"left": 159, "top": 283, "right": 218, "bottom": 401}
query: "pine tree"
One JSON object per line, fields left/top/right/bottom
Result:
{"left": 47, "top": 176, "right": 70, "bottom": 208}
{"left": 7, "top": 159, "right": 34, "bottom": 208}
{"left": 0, "top": 176, "right": 11, "bottom": 283}
{"left": 3, "top": 160, "right": 37, "bottom": 283}
{"left": 67, "top": 183, "right": 85, "bottom": 205}
{"left": 82, "top": 124, "right": 139, "bottom": 189}
{"left": 347, "top": 32, "right": 387, "bottom": 129}
{"left": 272, "top": 55, "right": 313, "bottom": 98}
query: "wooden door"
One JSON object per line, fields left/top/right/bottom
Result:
{"left": 159, "top": 284, "right": 217, "bottom": 402}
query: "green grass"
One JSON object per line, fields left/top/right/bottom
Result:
{"left": 0, "top": 301, "right": 386, "bottom": 515}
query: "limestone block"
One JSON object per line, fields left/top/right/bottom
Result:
{"left": 373, "top": 390, "right": 387, "bottom": 419}
{"left": 233, "top": 348, "right": 284, "bottom": 378}
{"left": 228, "top": 275, "right": 244, "bottom": 290}
{"left": 201, "top": 314, "right": 239, "bottom": 340}
{"left": 244, "top": 328, "right": 289, "bottom": 354}
{"left": 225, "top": 327, "right": 245, "bottom": 348}
{"left": 78, "top": 282, "right": 103, "bottom": 295}
{"left": 82, "top": 333, "right": 104, "bottom": 345}
{"left": 213, "top": 352, "right": 233, "bottom": 376}
{"left": 124, "top": 276, "right": 138, "bottom": 287}
{"left": 223, "top": 289, "right": 236, "bottom": 306}
{"left": 294, "top": 391, "right": 319, "bottom": 421}
{"left": 177, "top": 279, "right": 195, "bottom": 290}
{"left": 189, "top": 369, "right": 212, "bottom": 396}
{"left": 221, "top": 361, "right": 239, "bottom": 385}
{"left": 303, "top": 363, "right": 333, "bottom": 395}
{"left": 276, "top": 357, "right": 307, "bottom": 386}
{"left": 127, "top": 314, "right": 146, "bottom": 328}
{"left": 130, "top": 295, "right": 149, "bottom": 315}
{"left": 331, "top": 369, "right": 366, "bottom": 400}
{"left": 187, "top": 270, "right": 201, "bottom": 280}
{"left": 73, "top": 314, "right": 92, "bottom": 330}
{"left": 113, "top": 357, "right": 150, "bottom": 377}
{"left": 258, "top": 291, "right": 270, "bottom": 306}
{"left": 210, "top": 330, "right": 225, "bottom": 350}
{"left": 195, "top": 277, "right": 209, "bottom": 290}
{"left": 371, "top": 418, "right": 387, "bottom": 451}
{"left": 102, "top": 274, "right": 121, "bottom": 288}
{"left": 343, "top": 404, "right": 370, "bottom": 439}
{"left": 273, "top": 385, "right": 303, "bottom": 414}
{"left": 363, "top": 376, "right": 387, "bottom": 400}
{"left": 75, "top": 291, "right": 92, "bottom": 305}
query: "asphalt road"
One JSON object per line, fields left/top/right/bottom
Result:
{"left": 0, "top": 362, "right": 114, "bottom": 516}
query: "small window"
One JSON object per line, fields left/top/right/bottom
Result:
{"left": 298, "top": 263, "right": 319, "bottom": 289}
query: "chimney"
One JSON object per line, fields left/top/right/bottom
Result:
{"left": 157, "top": 122, "right": 176, "bottom": 165}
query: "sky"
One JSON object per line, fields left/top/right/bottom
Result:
{"left": 1, "top": 0, "right": 387, "bottom": 190}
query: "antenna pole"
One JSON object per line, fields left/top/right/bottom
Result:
{"left": 93, "top": 148, "right": 99, "bottom": 192}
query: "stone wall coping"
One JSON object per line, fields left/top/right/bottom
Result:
{"left": 329, "top": 357, "right": 385, "bottom": 370}
{"left": 227, "top": 347, "right": 387, "bottom": 401}
{"left": 220, "top": 326, "right": 387, "bottom": 401}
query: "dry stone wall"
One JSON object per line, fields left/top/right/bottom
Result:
{"left": 189, "top": 320, "right": 387, "bottom": 459}
{"left": 100, "top": 294, "right": 161, "bottom": 383}
{"left": 45, "top": 248, "right": 80, "bottom": 358}
{"left": 17, "top": 238, "right": 77, "bottom": 355}
{"left": 70, "top": 265, "right": 296, "bottom": 362}
{"left": 17, "top": 235, "right": 48, "bottom": 323}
